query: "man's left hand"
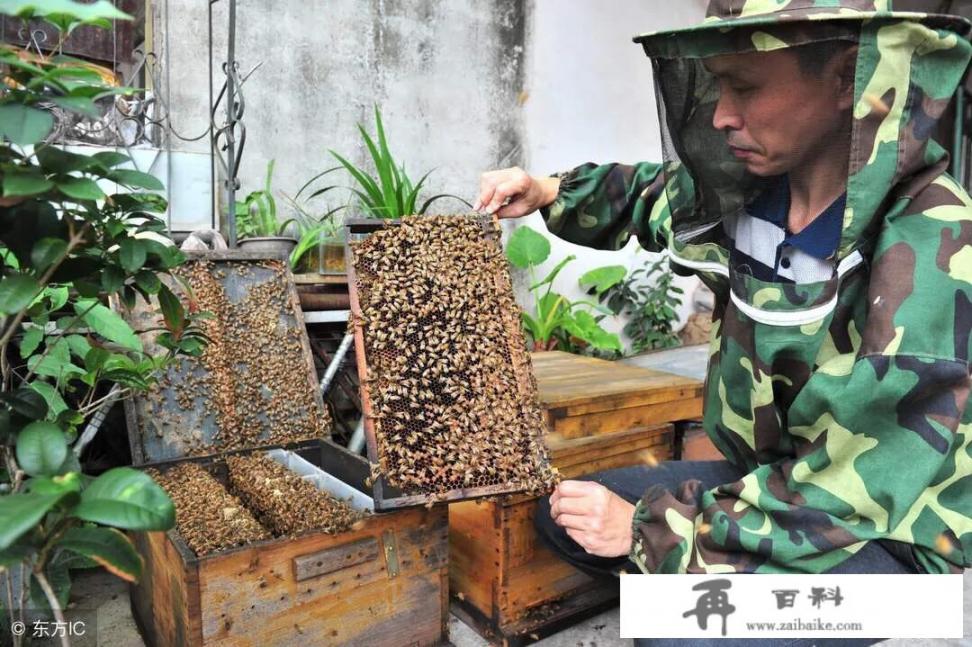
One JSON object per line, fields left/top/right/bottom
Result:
{"left": 549, "top": 480, "right": 636, "bottom": 558}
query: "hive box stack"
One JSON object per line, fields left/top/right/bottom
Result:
{"left": 449, "top": 351, "right": 704, "bottom": 645}
{"left": 125, "top": 252, "right": 448, "bottom": 647}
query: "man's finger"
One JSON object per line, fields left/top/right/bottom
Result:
{"left": 550, "top": 496, "right": 588, "bottom": 519}
{"left": 495, "top": 199, "right": 533, "bottom": 219}
{"left": 553, "top": 513, "right": 592, "bottom": 532}
{"left": 484, "top": 180, "right": 523, "bottom": 215}
{"left": 477, "top": 173, "right": 501, "bottom": 212}
{"left": 556, "top": 480, "right": 601, "bottom": 498}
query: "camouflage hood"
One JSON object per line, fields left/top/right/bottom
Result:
{"left": 634, "top": 0, "right": 972, "bottom": 260}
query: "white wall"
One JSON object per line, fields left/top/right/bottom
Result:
{"left": 155, "top": 0, "right": 710, "bottom": 352}
{"left": 510, "top": 0, "right": 708, "bottom": 351}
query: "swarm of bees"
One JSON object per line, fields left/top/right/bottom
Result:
{"left": 146, "top": 462, "right": 271, "bottom": 556}
{"left": 351, "top": 215, "right": 558, "bottom": 498}
{"left": 225, "top": 454, "right": 365, "bottom": 536}
{"left": 146, "top": 259, "right": 331, "bottom": 455}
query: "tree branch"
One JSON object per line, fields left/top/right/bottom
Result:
{"left": 32, "top": 568, "right": 69, "bottom": 647}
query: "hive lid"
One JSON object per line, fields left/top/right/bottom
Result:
{"left": 122, "top": 250, "right": 332, "bottom": 465}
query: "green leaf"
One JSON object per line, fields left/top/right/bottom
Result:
{"left": 16, "top": 421, "right": 68, "bottom": 477}
{"left": 58, "top": 527, "right": 143, "bottom": 582}
{"left": 31, "top": 237, "right": 68, "bottom": 272}
{"left": 579, "top": 265, "right": 627, "bottom": 295}
{"left": 2, "top": 167, "right": 54, "bottom": 197}
{"left": 505, "top": 226, "right": 551, "bottom": 269}
{"left": 0, "top": 272, "right": 40, "bottom": 314}
{"left": 74, "top": 298, "right": 142, "bottom": 351}
{"left": 156, "top": 283, "right": 184, "bottom": 334}
{"left": 118, "top": 237, "right": 146, "bottom": 272}
{"left": 564, "top": 311, "right": 622, "bottom": 352}
{"left": 0, "top": 386, "right": 48, "bottom": 419}
{"left": 20, "top": 326, "right": 43, "bottom": 357}
{"left": 91, "top": 151, "right": 130, "bottom": 169}
{"left": 2, "top": 0, "right": 133, "bottom": 27}
{"left": 108, "top": 169, "right": 164, "bottom": 191}
{"left": 50, "top": 95, "right": 99, "bottom": 117}
{"left": 0, "top": 490, "right": 72, "bottom": 551}
{"left": 56, "top": 175, "right": 105, "bottom": 201}
{"left": 27, "top": 337, "right": 84, "bottom": 379}
{"left": 72, "top": 468, "right": 175, "bottom": 530}
{"left": 0, "top": 104, "right": 53, "bottom": 145}
{"left": 530, "top": 255, "right": 575, "bottom": 291}
{"left": 134, "top": 270, "right": 160, "bottom": 294}
{"left": 101, "top": 265, "right": 125, "bottom": 293}
{"left": 28, "top": 381, "right": 69, "bottom": 417}
{"left": 36, "top": 146, "right": 95, "bottom": 174}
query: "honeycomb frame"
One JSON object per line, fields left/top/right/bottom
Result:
{"left": 346, "top": 215, "right": 557, "bottom": 511}
{"left": 122, "top": 251, "right": 331, "bottom": 464}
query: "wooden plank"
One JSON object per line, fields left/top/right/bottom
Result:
{"left": 532, "top": 351, "right": 702, "bottom": 416}
{"left": 550, "top": 398, "right": 702, "bottom": 439}
{"left": 197, "top": 506, "right": 445, "bottom": 645}
{"left": 130, "top": 530, "right": 202, "bottom": 647}
{"left": 293, "top": 537, "right": 379, "bottom": 582}
{"left": 448, "top": 500, "right": 501, "bottom": 619}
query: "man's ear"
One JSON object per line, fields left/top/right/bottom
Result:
{"left": 835, "top": 45, "right": 858, "bottom": 111}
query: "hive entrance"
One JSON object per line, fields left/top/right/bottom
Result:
{"left": 348, "top": 216, "right": 557, "bottom": 508}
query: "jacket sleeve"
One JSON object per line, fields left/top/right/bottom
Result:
{"left": 630, "top": 205, "right": 972, "bottom": 574}
{"left": 539, "top": 162, "right": 670, "bottom": 253}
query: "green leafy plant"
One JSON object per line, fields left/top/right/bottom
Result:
{"left": 0, "top": 3, "right": 207, "bottom": 643}
{"left": 587, "top": 257, "right": 684, "bottom": 353}
{"left": 505, "top": 226, "right": 621, "bottom": 353}
{"left": 323, "top": 105, "right": 470, "bottom": 219}
{"left": 235, "top": 159, "right": 293, "bottom": 238}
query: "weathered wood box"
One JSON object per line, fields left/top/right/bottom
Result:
{"left": 449, "top": 351, "right": 703, "bottom": 645}
{"left": 131, "top": 444, "right": 448, "bottom": 647}
{"left": 124, "top": 253, "right": 449, "bottom": 646}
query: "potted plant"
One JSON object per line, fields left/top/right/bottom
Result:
{"left": 504, "top": 226, "right": 622, "bottom": 354}
{"left": 235, "top": 160, "right": 298, "bottom": 256}
{"left": 0, "top": 2, "right": 207, "bottom": 642}
{"left": 300, "top": 106, "right": 470, "bottom": 222}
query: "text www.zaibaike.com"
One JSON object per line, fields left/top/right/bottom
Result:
{"left": 745, "top": 618, "right": 864, "bottom": 632}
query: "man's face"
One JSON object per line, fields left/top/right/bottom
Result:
{"left": 703, "top": 48, "right": 855, "bottom": 177}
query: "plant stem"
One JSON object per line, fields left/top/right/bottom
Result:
{"left": 33, "top": 568, "right": 70, "bottom": 647}
{"left": 77, "top": 386, "right": 129, "bottom": 418}
{"left": 3, "top": 569, "right": 20, "bottom": 647}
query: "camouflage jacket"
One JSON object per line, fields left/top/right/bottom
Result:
{"left": 542, "top": 0, "right": 972, "bottom": 574}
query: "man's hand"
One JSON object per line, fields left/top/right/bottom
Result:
{"left": 549, "top": 480, "right": 636, "bottom": 558}
{"left": 473, "top": 166, "right": 560, "bottom": 218}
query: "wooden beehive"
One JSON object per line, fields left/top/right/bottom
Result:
{"left": 124, "top": 252, "right": 448, "bottom": 647}
{"left": 131, "top": 445, "right": 448, "bottom": 647}
{"left": 449, "top": 351, "right": 704, "bottom": 646}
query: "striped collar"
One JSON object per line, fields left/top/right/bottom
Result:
{"left": 748, "top": 176, "right": 845, "bottom": 260}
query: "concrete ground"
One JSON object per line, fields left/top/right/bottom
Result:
{"left": 63, "top": 567, "right": 970, "bottom": 646}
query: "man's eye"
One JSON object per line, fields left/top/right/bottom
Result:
{"left": 730, "top": 84, "right": 755, "bottom": 94}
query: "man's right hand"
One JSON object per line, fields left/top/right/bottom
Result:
{"left": 473, "top": 167, "right": 561, "bottom": 219}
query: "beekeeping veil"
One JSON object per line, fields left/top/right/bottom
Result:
{"left": 634, "top": 0, "right": 971, "bottom": 262}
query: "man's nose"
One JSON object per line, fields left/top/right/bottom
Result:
{"left": 712, "top": 92, "right": 743, "bottom": 132}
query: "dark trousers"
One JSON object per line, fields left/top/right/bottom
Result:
{"left": 533, "top": 460, "right": 921, "bottom": 647}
